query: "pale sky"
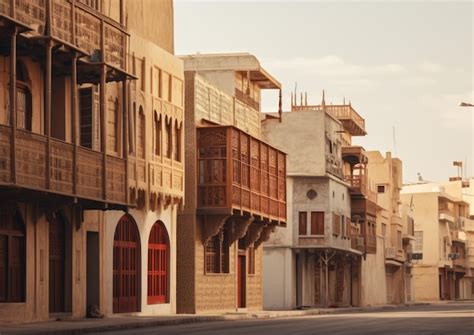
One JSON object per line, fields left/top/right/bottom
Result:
{"left": 174, "top": 0, "right": 473, "bottom": 183}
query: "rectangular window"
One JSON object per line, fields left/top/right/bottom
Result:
{"left": 310, "top": 212, "right": 324, "bottom": 235}
{"left": 299, "top": 212, "right": 307, "bottom": 235}
{"left": 382, "top": 223, "right": 387, "bottom": 237}
{"left": 79, "top": 87, "right": 93, "bottom": 149}
{"left": 414, "top": 231, "right": 423, "bottom": 252}
{"left": 377, "top": 185, "right": 386, "bottom": 193}
{"left": 205, "top": 228, "right": 229, "bottom": 274}
{"left": 397, "top": 231, "right": 402, "bottom": 248}
{"left": 333, "top": 213, "right": 341, "bottom": 236}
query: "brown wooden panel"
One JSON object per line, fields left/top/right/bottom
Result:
{"left": 311, "top": 212, "right": 324, "bottom": 235}
{"left": 299, "top": 212, "right": 307, "bottom": 235}
{"left": 49, "top": 215, "right": 65, "bottom": 313}
{"left": 113, "top": 215, "right": 141, "bottom": 313}
{"left": 147, "top": 221, "right": 169, "bottom": 305}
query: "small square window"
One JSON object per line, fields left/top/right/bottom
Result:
{"left": 377, "top": 185, "right": 385, "bottom": 193}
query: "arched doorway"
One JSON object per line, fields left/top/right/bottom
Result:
{"left": 113, "top": 215, "right": 141, "bottom": 313}
{"left": 147, "top": 221, "right": 169, "bottom": 304}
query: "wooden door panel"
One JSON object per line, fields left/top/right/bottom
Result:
{"left": 113, "top": 215, "right": 140, "bottom": 313}
{"left": 49, "top": 217, "right": 65, "bottom": 313}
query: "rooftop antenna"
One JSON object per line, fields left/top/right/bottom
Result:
{"left": 417, "top": 172, "right": 424, "bottom": 182}
{"left": 294, "top": 82, "right": 297, "bottom": 106}
{"left": 321, "top": 90, "right": 326, "bottom": 110}
{"left": 278, "top": 89, "right": 282, "bottom": 122}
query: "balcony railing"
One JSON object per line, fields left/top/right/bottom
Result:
{"left": 0, "top": 0, "right": 127, "bottom": 71}
{"left": 197, "top": 125, "right": 286, "bottom": 224}
{"left": 345, "top": 174, "right": 367, "bottom": 195}
{"left": 385, "top": 246, "right": 405, "bottom": 262}
{"left": 0, "top": 125, "right": 127, "bottom": 205}
{"left": 235, "top": 88, "right": 260, "bottom": 111}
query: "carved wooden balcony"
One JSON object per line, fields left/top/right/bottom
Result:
{"left": 344, "top": 174, "right": 367, "bottom": 196}
{"left": 0, "top": 125, "right": 127, "bottom": 206}
{"left": 366, "top": 233, "right": 377, "bottom": 254}
{"left": 0, "top": 0, "right": 128, "bottom": 75}
{"left": 197, "top": 125, "right": 286, "bottom": 225}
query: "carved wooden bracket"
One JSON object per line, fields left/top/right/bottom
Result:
{"left": 228, "top": 216, "right": 254, "bottom": 245}
{"left": 240, "top": 221, "right": 265, "bottom": 250}
{"left": 202, "top": 214, "right": 230, "bottom": 244}
{"left": 254, "top": 224, "right": 276, "bottom": 248}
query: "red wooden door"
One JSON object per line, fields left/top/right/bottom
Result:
{"left": 237, "top": 255, "right": 246, "bottom": 308}
{"left": 147, "top": 221, "right": 169, "bottom": 304}
{"left": 113, "top": 215, "right": 141, "bottom": 313}
{"left": 49, "top": 216, "right": 65, "bottom": 313}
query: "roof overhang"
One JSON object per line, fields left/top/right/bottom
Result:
{"left": 180, "top": 53, "right": 281, "bottom": 89}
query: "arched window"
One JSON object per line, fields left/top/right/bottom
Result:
{"left": 173, "top": 121, "right": 181, "bottom": 162}
{"left": 16, "top": 60, "right": 32, "bottom": 131}
{"left": 113, "top": 214, "right": 141, "bottom": 313}
{"left": 137, "top": 106, "right": 145, "bottom": 159}
{"left": 164, "top": 116, "right": 172, "bottom": 159}
{"left": 147, "top": 221, "right": 169, "bottom": 304}
{"left": 154, "top": 112, "right": 161, "bottom": 156}
{"left": 0, "top": 207, "right": 25, "bottom": 302}
{"left": 204, "top": 227, "right": 229, "bottom": 274}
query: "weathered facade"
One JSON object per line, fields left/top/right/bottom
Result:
{"left": 177, "top": 53, "right": 286, "bottom": 313}
{"left": 0, "top": 0, "right": 183, "bottom": 322}
{"left": 401, "top": 181, "right": 472, "bottom": 301}
{"left": 262, "top": 95, "right": 365, "bottom": 309}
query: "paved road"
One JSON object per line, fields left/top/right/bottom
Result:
{"left": 94, "top": 303, "right": 474, "bottom": 335}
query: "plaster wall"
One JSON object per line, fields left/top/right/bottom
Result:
{"left": 360, "top": 236, "right": 387, "bottom": 306}
{"left": 262, "top": 247, "right": 294, "bottom": 310}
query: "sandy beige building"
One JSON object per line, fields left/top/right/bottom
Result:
{"left": 262, "top": 95, "right": 372, "bottom": 309}
{"left": 177, "top": 53, "right": 286, "bottom": 313}
{"left": 366, "top": 151, "right": 414, "bottom": 305}
{"left": 0, "top": 0, "right": 183, "bottom": 322}
{"left": 401, "top": 181, "right": 472, "bottom": 301}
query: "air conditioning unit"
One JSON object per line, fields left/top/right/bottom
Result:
{"left": 408, "top": 252, "right": 423, "bottom": 260}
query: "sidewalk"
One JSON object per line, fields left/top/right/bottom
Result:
{"left": 0, "top": 302, "right": 437, "bottom": 335}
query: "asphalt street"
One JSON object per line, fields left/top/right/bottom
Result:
{"left": 93, "top": 302, "right": 474, "bottom": 335}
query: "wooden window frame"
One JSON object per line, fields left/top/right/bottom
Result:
{"left": 333, "top": 213, "right": 341, "bottom": 236}
{"left": 298, "top": 211, "right": 307, "bottom": 236}
{"left": 310, "top": 211, "right": 324, "bottom": 236}
{"left": 204, "top": 228, "right": 230, "bottom": 274}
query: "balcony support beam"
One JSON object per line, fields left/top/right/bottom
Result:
{"left": 229, "top": 216, "right": 254, "bottom": 245}
{"left": 45, "top": 39, "right": 53, "bottom": 190}
{"left": 255, "top": 223, "right": 275, "bottom": 248}
{"left": 9, "top": 28, "right": 17, "bottom": 184}
{"left": 202, "top": 214, "right": 230, "bottom": 244}
{"left": 100, "top": 18, "right": 107, "bottom": 201}
{"left": 241, "top": 221, "right": 264, "bottom": 249}
{"left": 71, "top": 52, "right": 78, "bottom": 195}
